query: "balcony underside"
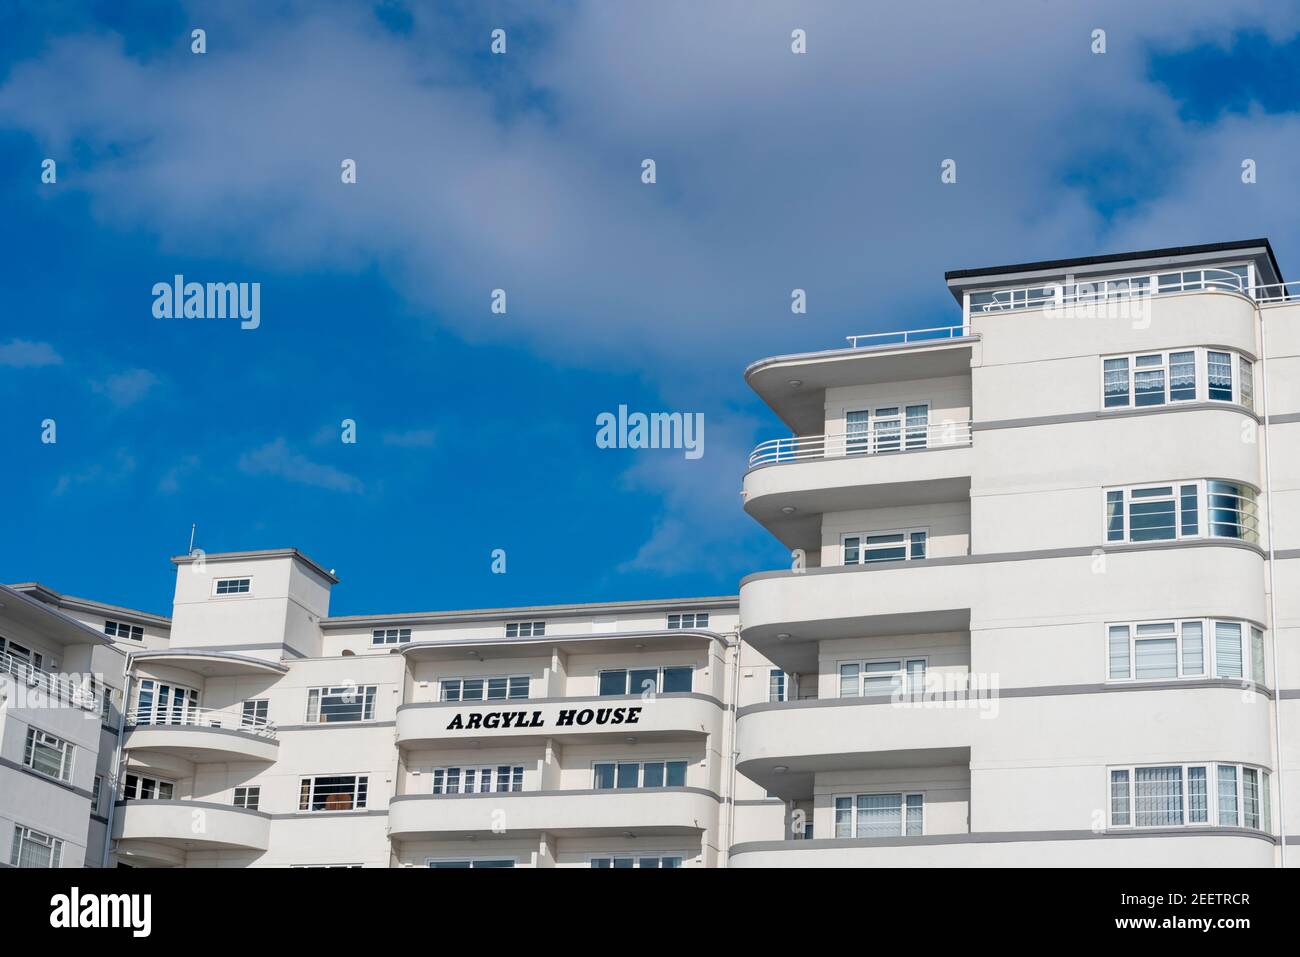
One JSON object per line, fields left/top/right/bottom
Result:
{"left": 124, "top": 724, "right": 279, "bottom": 763}
{"left": 113, "top": 800, "right": 271, "bottom": 856}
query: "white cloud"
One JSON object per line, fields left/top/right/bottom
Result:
{"left": 237, "top": 438, "right": 364, "bottom": 494}
{"left": 91, "top": 368, "right": 159, "bottom": 408}
{"left": 158, "top": 454, "right": 201, "bottom": 494}
{"left": 53, "top": 449, "right": 136, "bottom": 496}
{"left": 381, "top": 428, "right": 436, "bottom": 448}
{"left": 0, "top": 339, "right": 62, "bottom": 368}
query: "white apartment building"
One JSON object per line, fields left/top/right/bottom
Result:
{"left": 2, "top": 238, "right": 1296, "bottom": 868}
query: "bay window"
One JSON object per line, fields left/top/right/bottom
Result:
{"left": 1109, "top": 763, "right": 1270, "bottom": 831}
{"left": 1104, "top": 481, "right": 1257, "bottom": 544}
{"left": 1108, "top": 619, "right": 1265, "bottom": 683}
{"left": 1101, "top": 348, "right": 1254, "bottom": 409}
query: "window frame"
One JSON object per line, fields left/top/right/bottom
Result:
{"left": 305, "top": 685, "right": 378, "bottom": 723}
{"left": 836, "top": 657, "right": 929, "bottom": 698}
{"left": 233, "top": 786, "right": 261, "bottom": 811}
{"left": 841, "top": 527, "right": 929, "bottom": 565}
{"left": 438, "top": 675, "right": 530, "bottom": 702}
{"left": 667, "top": 612, "right": 710, "bottom": 630}
{"left": 1105, "top": 618, "right": 1265, "bottom": 684}
{"left": 370, "top": 627, "right": 411, "bottom": 646}
{"left": 426, "top": 857, "right": 517, "bottom": 868}
{"left": 103, "top": 619, "right": 144, "bottom": 641}
{"left": 298, "top": 774, "right": 369, "bottom": 812}
{"left": 1100, "top": 347, "right": 1255, "bottom": 411}
{"left": 23, "top": 726, "right": 74, "bottom": 783}
{"left": 589, "top": 854, "right": 685, "bottom": 868}
{"left": 133, "top": 678, "right": 200, "bottom": 725}
{"left": 597, "top": 665, "right": 693, "bottom": 697}
{"left": 1103, "top": 480, "right": 1258, "bottom": 545}
{"left": 212, "top": 577, "right": 252, "bottom": 597}
{"left": 768, "top": 669, "right": 788, "bottom": 703}
{"left": 1108, "top": 762, "right": 1271, "bottom": 832}
{"left": 504, "top": 621, "right": 545, "bottom": 638}
{"left": 831, "top": 791, "right": 925, "bottom": 838}
{"left": 430, "top": 764, "right": 525, "bottom": 795}
{"left": 123, "top": 772, "right": 176, "bottom": 801}
{"left": 10, "top": 824, "right": 64, "bottom": 868}
{"left": 591, "top": 758, "right": 690, "bottom": 790}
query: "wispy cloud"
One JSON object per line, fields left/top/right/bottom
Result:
{"left": 0, "top": 339, "right": 62, "bottom": 368}
{"left": 237, "top": 438, "right": 364, "bottom": 494}
{"left": 381, "top": 428, "right": 436, "bottom": 448}
{"left": 53, "top": 448, "right": 136, "bottom": 496}
{"left": 91, "top": 368, "right": 159, "bottom": 408}
{"left": 158, "top": 454, "right": 201, "bottom": 494}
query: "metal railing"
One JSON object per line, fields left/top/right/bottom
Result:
{"left": 128, "top": 705, "right": 277, "bottom": 739}
{"left": 966, "top": 267, "right": 1249, "bottom": 316}
{"left": 0, "top": 650, "right": 99, "bottom": 710}
{"left": 1255, "top": 280, "right": 1300, "bottom": 304}
{"left": 845, "top": 325, "right": 968, "bottom": 349}
{"left": 748, "top": 420, "right": 972, "bottom": 468}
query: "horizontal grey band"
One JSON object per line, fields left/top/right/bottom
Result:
{"left": 740, "top": 538, "right": 1264, "bottom": 586}
{"left": 728, "top": 825, "right": 1278, "bottom": 854}
{"left": 734, "top": 799, "right": 785, "bottom": 807}
{"left": 974, "top": 400, "right": 1260, "bottom": 433}
{"left": 397, "top": 691, "right": 724, "bottom": 713}
{"left": 1266, "top": 412, "right": 1300, "bottom": 426}
{"left": 114, "top": 798, "right": 272, "bottom": 819}
{"left": 269, "top": 809, "right": 389, "bottom": 820}
{"left": 738, "top": 679, "right": 1273, "bottom": 718}
{"left": 276, "top": 720, "right": 396, "bottom": 732}
{"left": 0, "top": 756, "right": 95, "bottom": 800}
{"left": 390, "top": 785, "right": 721, "bottom": 804}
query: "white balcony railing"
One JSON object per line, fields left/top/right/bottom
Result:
{"left": 845, "top": 325, "right": 968, "bottom": 349}
{"left": 966, "top": 266, "right": 1249, "bottom": 316}
{"left": 128, "top": 705, "right": 276, "bottom": 739}
{"left": 748, "top": 421, "right": 972, "bottom": 468}
{"left": 0, "top": 650, "right": 99, "bottom": 710}
{"left": 1256, "top": 280, "right": 1300, "bottom": 304}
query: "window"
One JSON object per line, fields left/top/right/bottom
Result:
{"left": 428, "top": 859, "right": 515, "bottom": 868}
{"left": 241, "top": 699, "right": 269, "bottom": 730}
{"left": 440, "top": 676, "right": 529, "bottom": 702}
{"left": 371, "top": 628, "right": 411, "bottom": 645}
{"left": 306, "top": 685, "right": 377, "bottom": 722}
{"left": 92, "top": 776, "right": 105, "bottom": 816}
{"left": 234, "top": 786, "right": 260, "bottom": 811}
{"left": 0, "top": 636, "right": 48, "bottom": 672}
{"left": 598, "top": 666, "right": 692, "bottom": 696}
{"left": 431, "top": 765, "right": 524, "bottom": 794}
{"left": 505, "top": 621, "right": 545, "bottom": 638}
{"left": 838, "top": 658, "right": 927, "bottom": 697}
{"left": 214, "top": 577, "right": 250, "bottom": 595}
{"left": 1104, "top": 481, "right": 1257, "bottom": 544}
{"left": 123, "top": 773, "right": 175, "bottom": 800}
{"left": 24, "top": 727, "right": 73, "bottom": 782}
{"left": 104, "top": 619, "right": 144, "bottom": 641}
{"left": 842, "top": 529, "right": 928, "bottom": 564}
{"left": 591, "top": 856, "right": 683, "bottom": 868}
{"left": 134, "top": 679, "right": 200, "bottom": 725}
{"left": 299, "top": 775, "right": 368, "bottom": 811}
{"left": 593, "top": 759, "right": 688, "bottom": 790}
{"left": 10, "top": 825, "right": 63, "bottom": 868}
{"left": 833, "top": 793, "right": 923, "bottom": 838}
{"left": 667, "top": 612, "right": 709, "bottom": 629}
{"left": 768, "top": 669, "right": 787, "bottom": 703}
{"left": 1107, "top": 619, "right": 1265, "bottom": 683}
{"left": 1101, "top": 348, "right": 1253, "bottom": 409}
{"left": 844, "top": 404, "right": 930, "bottom": 454}
{"left": 1109, "top": 763, "right": 1270, "bottom": 831}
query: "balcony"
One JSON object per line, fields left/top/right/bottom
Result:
{"left": 744, "top": 424, "right": 972, "bottom": 552}
{"left": 124, "top": 706, "right": 278, "bottom": 764}
{"left": 396, "top": 693, "right": 723, "bottom": 749}
{"left": 0, "top": 649, "right": 99, "bottom": 711}
{"left": 389, "top": 787, "right": 720, "bottom": 840}
{"left": 113, "top": 799, "right": 271, "bottom": 863}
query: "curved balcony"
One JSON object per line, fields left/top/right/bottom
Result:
{"left": 729, "top": 830, "right": 1277, "bottom": 868}
{"left": 130, "top": 649, "right": 288, "bottom": 678}
{"left": 736, "top": 684, "right": 1272, "bottom": 799}
{"left": 124, "top": 707, "right": 278, "bottom": 764}
{"left": 113, "top": 800, "right": 271, "bottom": 860}
{"left": 396, "top": 693, "right": 723, "bottom": 749}
{"left": 389, "top": 787, "right": 720, "bottom": 840}
{"left": 744, "top": 426, "right": 972, "bottom": 553}
{"left": 740, "top": 543, "right": 1264, "bottom": 653}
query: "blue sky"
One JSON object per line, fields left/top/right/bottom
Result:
{"left": 1, "top": 1, "right": 1299, "bottom": 617}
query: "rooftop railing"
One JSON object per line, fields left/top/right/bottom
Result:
{"left": 845, "top": 325, "right": 968, "bottom": 349}
{"left": 0, "top": 650, "right": 99, "bottom": 710}
{"left": 749, "top": 420, "right": 972, "bottom": 469}
{"left": 128, "top": 705, "right": 277, "bottom": 739}
{"left": 965, "top": 266, "right": 1249, "bottom": 316}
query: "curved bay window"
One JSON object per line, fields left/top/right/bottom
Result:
{"left": 1104, "top": 481, "right": 1258, "bottom": 545}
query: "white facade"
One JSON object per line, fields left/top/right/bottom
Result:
{"left": 3, "top": 239, "right": 1297, "bottom": 868}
